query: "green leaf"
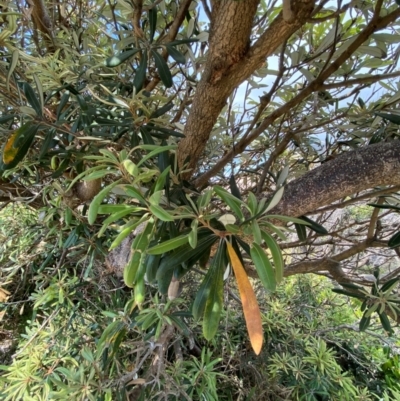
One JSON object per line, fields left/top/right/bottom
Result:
{"left": 123, "top": 159, "right": 139, "bottom": 177}
{"left": 378, "top": 311, "right": 393, "bottom": 334}
{"left": 264, "top": 186, "right": 284, "bottom": 213}
{"left": 137, "top": 145, "right": 176, "bottom": 167}
{"left": 388, "top": 231, "right": 400, "bottom": 248}
{"left": 149, "top": 8, "right": 157, "bottom": 43}
{"left": 375, "top": 112, "right": 400, "bottom": 125}
{"left": 145, "top": 254, "right": 162, "bottom": 283}
{"left": 368, "top": 203, "right": 400, "bottom": 211}
{"left": 23, "top": 82, "right": 42, "bottom": 117}
{"left": 331, "top": 288, "right": 365, "bottom": 300}
{"left": 124, "top": 185, "right": 147, "bottom": 204}
{"left": 192, "top": 241, "right": 226, "bottom": 321}
{"left": 189, "top": 219, "right": 198, "bottom": 248}
{"left": 261, "top": 230, "right": 284, "bottom": 283}
{"left": 88, "top": 180, "right": 122, "bottom": 224}
{"left": 104, "top": 48, "right": 140, "bottom": 67}
{"left": 133, "top": 51, "right": 147, "bottom": 92}
{"left": 299, "top": 216, "right": 328, "bottom": 235}
{"left": 250, "top": 243, "right": 276, "bottom": 292}
{"left": 147, "top": 234, "right": 190, "bottom": 255}
{"left": 150, "top": 103, "right": 174, "bottom": 119}
{"left": 2, "top": 122, "right": 38, "bottom": 169}
{"left": 109, "top": 215, "right": 149, "bottom": 249}
{"left": 6, "top": 49, "right": 18, "bottom": 92}
{"left": 98, "top": 204, "right": 139, "bottom": 214}
{"left": 152, "top": 49, "right": 173, "bottom": 88}
{"left": 166, "top": 45, "right": 186, "bottom": 64}
{"left": 295, "top": 223, "right": 307, "bottom": 242}
{"left": 381, "top": 277, "right": 400, "bottom": 293}
{"left": 251, "top": 220, "right": 262, "bottom": 245}
{"left": 167, "top": 38, "right": 199, "bottom": 46}
{"left": 99, "top": 208, "right": 145, "bottom": 237}
{"left": 359, "top": 312, "right": 371, "bottom": 331}
{"left": 123, "top": 219, "right": 154, "bottom": 287}
{"left": 149, "top": 204, "right": 174, "bottom": 221}
{"left": 247, "top": 192, "right": 258, "bottom": 215}
{"left": 214, "top": 186, "right": 245, "bottom": 221}
{"left": 156, "top": 232, "right": 217, "bottom": 279}
{"left": 203, "top": 243, "right": 226, "bottom": 340}
{"left": 154, "top": 166, "right": 171, "bottom": 193}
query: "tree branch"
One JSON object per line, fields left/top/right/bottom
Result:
{"left": 271, "top": 141, "right": 400, "bottom": 218}
{"left": 194, "top": 6, "right": 400, "bottom": 187}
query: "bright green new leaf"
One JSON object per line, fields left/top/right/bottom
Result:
{"left": 147, "top": 234, "right": 190, "bottom": 255}
{"left": 149, "top": 204, "right": 174, "bottom": 221}
{"left": 261, "top": 230, "right": 284, "bottom": 283}
{"left": 88, "top": 180, "right": 122, "bottom": 224}
{"left": 250, "top": 243, "right": 276, "bottom": 292}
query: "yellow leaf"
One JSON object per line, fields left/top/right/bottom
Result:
{"left": 226, "top": 241, "right": 263, "bottom": 355}
{"left": 2, "top": 129, "right": 19, "bottom": 164}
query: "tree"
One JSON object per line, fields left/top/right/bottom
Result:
{"left": 2, "top": 0, "right": 400, "bottom": 398}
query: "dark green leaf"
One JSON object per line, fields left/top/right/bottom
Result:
{"left": 23, "top": 82, "right": 42, "bottom": 117}
{"left": 57, "top": 91, "right": 70, "bottom": 120}
{"left": 380, "top": 277, "right": 400, "bottom": 292}
{"left": 378, "top": 311, "right": 393, "bottom": 334}
{"left": 375, "top": 112, "right": 400, "bottom": 125}
{"left": 359, "top": 313, "right": 371, "bottom": 331}
{"left": 368, "top": 203, "right": 400, "bottom": 212}
{"left": 332, "top": 288, "right": 365, "bottom": 300}
{"left": 192, "top": 241, "right": 226, "bottom": 321}
{"left": 0, "top": 115, "right": 15, "bottom": 125}
{"left": 155, "top": 232, "right": 217, "bottom": 279}
{"left": 145, "top": 254, "right": 162, "bottom": 283}
{"left": 295, "top": 223, "right": 307, "bottom": 242}
{"left": 152, "top": 50, "right": 173, "bottom": 88}
{"left": 388, "top": 231, "right": 400, "bottom": 248}
{"left": 149, "top": 8, "right": 157, "bottom": 42}
{"left": 167, "top": 38, "right": 198, "bottom": 46}
{"left": 104, "top": 48, "right": 140, "bottom": 67}
{"left": 166, "top": 45, "right": 186, "bottom": 64}
{"left": 150, "top": 102, "right": 174, "bottom": 119}
{"left": 133, "top": 51, "right": 147, "bottom": 92}
{"left": 299, "top": 216, "right": 328, "bottom": 235}
{"left": 203, "top": 243, "right": 225, "bottom": 340}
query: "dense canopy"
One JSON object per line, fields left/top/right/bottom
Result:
{"left": 2, "top": 0, "right": 400, "bottom": 399}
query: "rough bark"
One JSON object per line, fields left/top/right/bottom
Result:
{"left": 177, "top": 0, "right": 315, "bottom": 176}
{"left": 270, "top": 141, "right": 400, "bottom": 218}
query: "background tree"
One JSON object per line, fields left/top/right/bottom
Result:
{"left": 2, "top": 0, "right": 400, "bottom": 399}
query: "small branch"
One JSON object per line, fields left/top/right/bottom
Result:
{"left": 312, "top": 185, "right": 400, "bottom": 215}
{"left": 320, "top": 70, "right": 400, "bottom": 90}
{"left": 132, "top": 0, "right": 144, "bottom": 38}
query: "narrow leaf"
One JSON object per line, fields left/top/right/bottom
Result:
{"left": 388, "top": 231, "right": 400, "bottom": 248}
{"left": 133, "top": 51, "right": 147, "bottom": 92}
{"left": 227, "top": 241, "right": 263, "bottom": 355}
{"left": 104, "top": 48, "right": 140, "bottom": 67}
{"left": 149, "top": 204, "right": 174, "bottom": 221}
{"left": 261, "top": 230, "right": 284, "bottom": 283}
{"left": 166, "top": 45, "right": 186, "bottom": 64}
{"left": 214, "top": 186, "right": 244, "bottom": 221}
{"left": 88, "top": 180, "right": 122, "bottom": 224}
{"left": 152, "top": 49, "right": 173, "bottom": 88}
{"left": 147, "top": 234, "right": 189, "bottom": 255}
{"left": 250, "top": 243, "right": 276, "bottom": 292}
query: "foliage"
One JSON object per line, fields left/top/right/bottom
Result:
{"left": 2, "top": 0, "right": 400, "bottom": 399}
